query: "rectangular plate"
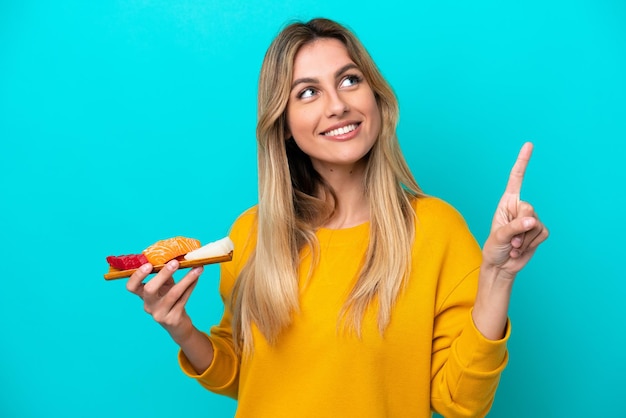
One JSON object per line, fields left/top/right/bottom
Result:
{"left": 103, "top": 252, "right": 233, "bottom": 280}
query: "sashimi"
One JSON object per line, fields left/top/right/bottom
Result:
{"left": 106, "top": 254, "right": 149, "bottom": 270}
{"left": 184, "top": 237, "right": 234, "bottom": 260}
{"left": 142, "top": 236, "right": 201, "bottom": 265}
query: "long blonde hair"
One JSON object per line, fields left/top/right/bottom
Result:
{"left": 231, "top": 18, "right": 423, "bottom": 353}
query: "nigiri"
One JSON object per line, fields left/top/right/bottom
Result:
{"left": 184, "top": 236, "right": 234, "bottom": 261}
{"left": 142, "top": 236, "right": 201, "bottom": 265}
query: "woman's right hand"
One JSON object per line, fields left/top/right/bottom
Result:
{"left": 126, "top": 260, "right": 204, "bottom": 345}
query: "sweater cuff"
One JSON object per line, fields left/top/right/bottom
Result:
{"left": 177, "top": 333, "right": 239, "bottom": 390}
{"left": 453, "top": 309, "right": 510, "bottom": 372}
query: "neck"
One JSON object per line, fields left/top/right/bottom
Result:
{"left": 315, "top": 161, "right": 370, "bottom": 229}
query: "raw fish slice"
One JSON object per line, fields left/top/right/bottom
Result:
{"left": 142, "top": 236, "right": 201, "bottom": 265}
{"left": 106, "top": 254, "right": 149, "bottom": 270}
{"left": 184, "top": 237, "right": 234, "bottom": 260}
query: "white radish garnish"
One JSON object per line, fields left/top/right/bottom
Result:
{"left": 184, "top": 236, "right": 234, "bottom": 260}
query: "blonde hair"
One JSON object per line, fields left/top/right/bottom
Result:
{"left": 231, "top": 18, "right": 423, "bottom": 353}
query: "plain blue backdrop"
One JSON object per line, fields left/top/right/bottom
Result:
{"left": 1, "top": 0, "right": 624, "bottom": 417}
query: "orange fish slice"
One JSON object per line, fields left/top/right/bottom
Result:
{"left": 142, "top": 236, "right": 201, "bottom": 265}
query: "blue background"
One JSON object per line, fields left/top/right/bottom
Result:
{"left": 1, "top": 0, "right": 624, "bottom": 417}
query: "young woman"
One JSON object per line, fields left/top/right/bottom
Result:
{"left": 127, "top": 18, "right": 548, "bottom": 417}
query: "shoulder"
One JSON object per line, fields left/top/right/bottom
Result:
{"left": 229, "top": 205, "right": 258, "bottom": 235}
{"left": 409, "top": 195, "right": 480, "bottom": 259}
{"left": 226, "top": 205, "right": 258, "bottom": 272}
{"left": 409, "top": 197, "right": 482, "bottom": 308}
{"left": 411, "top": 196, "right": 470, "bottom": 233}
{"left": 228, "top": 205, "right": 258, "bottom": 253}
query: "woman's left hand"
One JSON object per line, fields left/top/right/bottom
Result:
{"left": 482, "top": 142, "right": 549, "bottom": 281}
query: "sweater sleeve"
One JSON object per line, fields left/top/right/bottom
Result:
{"left": 177, "top": 207, "right": 258, "bottom": 399}
{"left": 425, "top": 200, "right": 509, "bottom": 417}
{"left": 178, "top": 309, "right": 241, "bottom": 398}
{"left": 430, "top": 271, "right": 509, "bottom": 417}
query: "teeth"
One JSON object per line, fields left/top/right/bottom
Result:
{"left": 324, "top": 123, "right": 358, "bottom": 137}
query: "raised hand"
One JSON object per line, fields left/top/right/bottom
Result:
{"left": 126, "top": 260, "right": 204, "bottom": 344}
{"left": 482, "top": 142, "right": 549, "bottom": 280}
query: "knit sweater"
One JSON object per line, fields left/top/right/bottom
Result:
{"left": 179, "top": 197, "right": 509, "bottom": 417}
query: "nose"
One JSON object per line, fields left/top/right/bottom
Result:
{"left": 324, "top": 89, "right": 349, "bottom": 118}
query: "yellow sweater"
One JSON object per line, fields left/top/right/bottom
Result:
{"left": 179, "top": 197, "right": 509, "bottom": 417}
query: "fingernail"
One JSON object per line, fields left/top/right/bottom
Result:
{"left": 141, "top": 264, "right": 152, "bottom": 273}
{"left": 194, "top": 266, "right": 204, "bottom": 275}
{"left": 524, "top": 219, "right": 533, "bottom": 228}
{"left": 168, "top": 260, "right": 179, "bottom": 270}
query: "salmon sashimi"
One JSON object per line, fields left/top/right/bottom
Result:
{"left": 142, "top": 236, "right": 201, "bottom": 265}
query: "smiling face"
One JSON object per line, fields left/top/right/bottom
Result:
{"left": 286, "top": 38, "right": 381, "bottom": 175}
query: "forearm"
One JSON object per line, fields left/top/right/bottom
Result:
{"left": 472, "top": 263, "right": 515, "bottom": 340}
{"left": 173, "top": 325, "right": 215, "bottom": 374}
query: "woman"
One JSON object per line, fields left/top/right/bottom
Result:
{"left": 127, "top": 18, "right": 548, "bottom": 417}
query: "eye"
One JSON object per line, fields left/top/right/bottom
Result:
{"left": 297, "top": 87, "right": 317, "bottom": 99}
{"left": 340, "top": 74, "right": 362, "bottom": 88}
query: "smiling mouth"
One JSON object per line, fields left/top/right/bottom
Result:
{"left": 322, "top": 123, "right": 360, "bottom": 137}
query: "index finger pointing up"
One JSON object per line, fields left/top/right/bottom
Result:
{"left": 505, "top": 142, "right": 534, "bottom": 195}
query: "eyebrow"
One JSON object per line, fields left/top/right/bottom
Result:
{"left": 290, "top": 63, "right": 360, "bottom": 91}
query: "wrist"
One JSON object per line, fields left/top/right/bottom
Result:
{"left": 473, "top": 263, "right": 515, "bottom": 340}
{"left": 167, "top": 317, "right": 197, "bottom": 346}
{"left": 480, "top": 259, "right": 519, "bottom": 283}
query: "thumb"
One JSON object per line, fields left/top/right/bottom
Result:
{"left": 494, "top": 216, "right": 537, "bottom": 246}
